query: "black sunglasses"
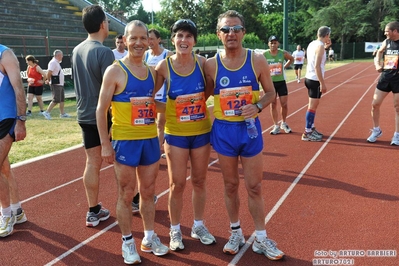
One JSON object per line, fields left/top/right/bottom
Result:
{"left": 219, "top": 25, "right": 244, "bottom": 34}
{"left": 173, "top": 19, "right": 197, "bottom": 29}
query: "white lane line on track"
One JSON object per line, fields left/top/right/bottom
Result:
{"left": 44, "top": 159, "right": 220, "bottom": 265}
{"left": 228, "top": 68, "right": 379, "bottom": 265}
{"left": 25, "top": 63, "right": 371, "bottom": 264}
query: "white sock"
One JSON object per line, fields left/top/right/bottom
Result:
{"left": 11, "top": 203, "right": 21, "bottom": 213}
{"left": 394, "top": 132, "right": 399, "bottom": 137}
{"left": 1, "top": 206, "right": 12, "bottom": 217}
{"left": 193, "top": 220, "right": 203, "bottom": 228}
{"left": 144, "top": 230, "right": 154, "bottom": 241}
{"left": 374, "top": 126, "right": 381, "bottom": 131}
{"left": 255, "top": 230, "right": 267, "bottom": 241}
{"left": 171, "top": 224, "right": 181, "bottom": 231}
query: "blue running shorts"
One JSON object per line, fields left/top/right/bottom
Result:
{"left": 112, "top": 137, "right": 160, "bottom": 167}
{"left": 211, "top": 118, "right": 263, "bottom": 157}
{"left": 164, "top": 132, "right": 210, "bottom": 149}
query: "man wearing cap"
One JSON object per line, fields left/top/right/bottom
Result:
{"left": 263, "top": 35, "right": 294, "bottom": 135}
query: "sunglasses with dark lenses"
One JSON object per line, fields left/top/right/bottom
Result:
{"left": 173, "top": 19, "right": 197, "bottom": 29}
{"left": 219, "top": 25, "right": 244, "bottom": 34}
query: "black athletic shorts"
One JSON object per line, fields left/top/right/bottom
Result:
{"left": 273, "top": 80, "right": 288, "bottom": 97}
{"left": 294, "top": 64, "right": 303, "bottom": 70}
{"left": 0, "top": 119, "right": 15, "bottom": 140}
{"left": 27, "top": 85, "right": 44, "bottom": 95}
{"left": 305, "top": 78, "right": 322, "bottom": 99}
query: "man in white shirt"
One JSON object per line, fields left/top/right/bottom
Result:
{"left": 292, "top": 45, "right": 305, "bottom": 83}
{"left": 112, "top": 34, "right": 127, "bottom": 60}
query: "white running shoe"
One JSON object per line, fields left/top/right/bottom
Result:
{"left": 223, "top": 230, "right": 245, "bottom": 255}
{"left": 280, "top": 123, "right": 292, "bottom": 133}
{"left": 141, "top": 233, "right": 169, "bottom": 256}
{"left": 122, "top": 239, "right": 141, "bottom": 264}
{"left": 191, "top": 224, "right": 216, "bottom": 245}
{"left": 60, "top": 113, "right": 71, "bottom": 118}
{"left": 269, "top": 125, "right": 280, "bottom": 135}
{"left": 252, "top": 237, "right": 284, "bottom": 260}
{"left": 169, "top": 229, "right": 184, "bottom": 251}
{"left": 390, "top": 134, "right": 399, "bottom": 146}
{"left": 42, "top": 111, "right": 51, "bottom": 120}
{"left": 367, "top": 128, "right": 382, "bottom": 143}
{"left": 0, "top": 213, "right": 16, "bottom": 237}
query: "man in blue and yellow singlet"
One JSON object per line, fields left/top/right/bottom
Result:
{"left": 204, "top": 10, "right": 284, "bottom": 260}
{"left": 264, "top": 35, "right": 294, "bottom": 135}
{"left": 96, "top": 20, "right": 169, "bottom": 264}
{"left": 0, "top": 45, "right": 27, "bottom": 238}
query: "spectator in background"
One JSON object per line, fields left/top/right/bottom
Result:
{"left": 292, "top": 45, "right": 305, "bottom": 83}
{"left": 25, "top": 55, "right": 47, "bottom": 116}
{"left": 71, "top": 4, "right": 114, "bottom": 227}
{"left": 112, "top": 34, "right": 127, "bottom": 60}
{"left": 328, "top": 47, "right": 334, "bottom": 62}
{"left": 264, "top": 35, "right": 294, "bottom": 135}
{"left": 144, "top": 29, "right": 173, "bottom": 160}
{"left": 0, "top": 44, "right": 27, "bottom": 237}
{"left": 195, "top": 48, "right": 200, "bottom": 55}
{"left": 42, "top": 50, "right": 70, "bottom": 119}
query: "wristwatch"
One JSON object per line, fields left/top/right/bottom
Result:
{"left": 255, "top": 102, "right": 263, "bottom": 113}
{"left": 16, "top": 115, "right": 27, "bottom": 121}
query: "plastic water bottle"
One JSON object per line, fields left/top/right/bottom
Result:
{"left": 245, "top": 118, "right": 258, "bottom": 139}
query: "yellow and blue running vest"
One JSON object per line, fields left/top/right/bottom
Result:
{"left": 164, "top": 54, "right": 211, "bottom": 136}
{"left": 213, "top": 49, "right": 260, "bottom": 122}
{"left": 111, "top": 60, "right": 157, "bottom": 140}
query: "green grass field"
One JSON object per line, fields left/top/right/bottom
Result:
{"left": 10, "top": 59, "right": 361, "bottom": 164}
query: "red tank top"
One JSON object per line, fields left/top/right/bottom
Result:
{"left": 27, "top": 65, "right": 43, "bottom": 86}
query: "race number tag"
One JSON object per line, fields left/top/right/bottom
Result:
{"left": 219, "top": 86, "right": 252, "bottom": 117}
{"left": 269, "top": 63, "right": 283, "bottom": 76}
{"left": 175, "top": 92, "right": 207, "bottom": 122}
{"left": 130, "top": 97, "right": 156, "bottom": 126}
{"left": 384, "top": 55, "right": 398, "bottom": 70}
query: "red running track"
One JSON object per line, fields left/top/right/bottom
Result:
{"left": 1, "top": 62, "right": 398, "bottom": 266}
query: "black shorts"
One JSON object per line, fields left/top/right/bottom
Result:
{"left": 273, "top": 80, "right": 288, "bottom": 97}
{"left": 27, "top": 85, "right": 44, "bottom": 96}
{"left": 79, "top": 120, "right": 111, "bottom": 149}
{"left": 305, "top": 78, "right": 322, "bottom": 99}
{"left": 376, "top": 78, "right": 399, "bottom": 93}
{"left": 294, "top": 64, "right": 303, "bottom": 70}
{"left": 0, "top": 119, "right": 15, "bottom": 140}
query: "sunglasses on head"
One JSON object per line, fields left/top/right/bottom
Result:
{"left": 173, "top": 19, "right": 197, "bottom": 29}
{"left": 219, "top": 25, "right": 244, "bottom": 34}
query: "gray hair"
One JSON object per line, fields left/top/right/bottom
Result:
{"left": 53, "top": 49, "right": 63, "bottom": 56}
{"left": 124, "top": 20, "right": 148, "bottom": 37}
{"left": 318, "top": 26, "right": 331, "bottom": 38}
{"left": 217, "top": 10, "right": 245, "bottom": 31}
